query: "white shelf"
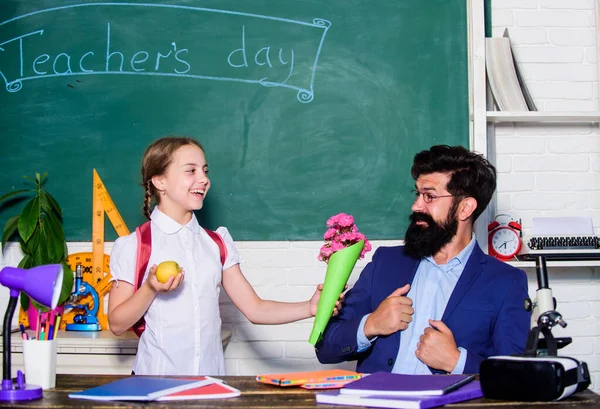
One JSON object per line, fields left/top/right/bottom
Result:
{"left": 507, "top": 259, "right": 600, "bottom": 268}
{"left": 487, "top": 111, "right": 600, "bottom": 123}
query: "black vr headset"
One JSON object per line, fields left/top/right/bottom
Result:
{"left": 480, "top": 355, "right": 590, "bottom": 401}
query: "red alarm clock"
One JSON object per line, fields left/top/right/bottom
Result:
{"left": 488, "top": 214, "right": 522, "bottom": 261}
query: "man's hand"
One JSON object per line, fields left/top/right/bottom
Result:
{"left": 415, "top": 319, "right": 460, "bottom": 373}
{"left": 364, "top": 284, "right": 413, "bottom": 338}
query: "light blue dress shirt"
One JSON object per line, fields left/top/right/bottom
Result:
{"left": 357, "top": 237, "right": 476, "bottom": 374}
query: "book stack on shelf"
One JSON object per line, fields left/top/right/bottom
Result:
{"left": 485, "top": 29, "right": 537, "bottom": 112}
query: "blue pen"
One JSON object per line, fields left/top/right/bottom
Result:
{"left": 19, "top": 324, "right": 28, "bottom": 340}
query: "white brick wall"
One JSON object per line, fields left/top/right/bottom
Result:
{"left": 492, "top": 0, "right": 600, "bottom": 394}
{"left": 0, "top": 0, "right": 598, "bottom": 397}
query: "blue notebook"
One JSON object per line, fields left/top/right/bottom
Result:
{"left": 68, "top": 376, "right": 211, "bottom": 401}
{"left": 316, "top": 380, "right": 483, "bottom": 409}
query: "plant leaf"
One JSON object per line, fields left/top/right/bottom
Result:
{"left": 5, "top": 172, "right": 72, "bottom": 312}
{"left": 31, "top": 299, "right": 49, "bottom": 313}
{"left": 18, "top": 196, "right": 40, "bottom": 242}
{"left": 0, "top": 189, "right": 30, "bottom": 205}
{"left": 46, "top": 192, "right": 62, "bottom": 216}
{"left": 39, "top": 192, "right": 52, "bottom": 213}
{"left": 44, "top": 211, "right": 65, "bottom": 260}
{"left": 17, "top": 235, "right": 28, "bottom": 256}
{"left": 38, "top": 219, "right": 55, "bottom": 262}
{"left": 19, "top": 292, "right": 30, "bottom": 312}
{"left": 58, "top": 261, "right": 75, "bottom": 305}
{"left": 17, "top": 254, "right": 33, "bottom": 269}
{"left": 45, "top": 209, "right": 65, "bottom": 238}
{"left": 31, "top": 245, "right": 44, "bottom": 266}
{"left": 40, "top": 191, "right": 62, "bottom": 216}
{"left": 1, "top": 215, "right": 19, "bottom": 253}
{"left": 21, "top": 225, "right": 40, "bottom": 256}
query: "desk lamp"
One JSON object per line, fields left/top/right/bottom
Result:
{"left": 0, "top": 264, "right": 63, "bottom": 401}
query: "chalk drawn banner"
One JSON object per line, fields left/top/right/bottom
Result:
{"left": 0, "top": 3, "right": 331, "bottom": 102}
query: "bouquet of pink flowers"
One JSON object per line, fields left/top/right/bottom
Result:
{"left": 318, "top": 213, "right": 372, "bottom": 263}
{"left": 309, "top": 213, "right": 372, "bottom": 345}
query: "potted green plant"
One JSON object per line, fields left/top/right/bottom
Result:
{"left": 0, "top": 172, "right": 74, "bottom": 327}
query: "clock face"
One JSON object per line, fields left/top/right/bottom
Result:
{"left": 491, "top": 227, "right": 521, "bottom": 257}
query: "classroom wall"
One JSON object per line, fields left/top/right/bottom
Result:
{"left": 0, "top": 0, "right": 599, "bottom": 395}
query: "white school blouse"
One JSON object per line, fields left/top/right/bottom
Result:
{"left": 109, "top": 207, "right": 241, "bottom": 375}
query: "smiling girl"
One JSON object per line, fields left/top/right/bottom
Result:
{"left": 107, "top": 136, "right": 338, "bottom": 376}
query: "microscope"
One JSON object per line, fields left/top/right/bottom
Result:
{"left": 480, "top": 256, "right": 590, "bottom": 401}
{"left": 65, "top": 264, "right": 102, "bottom": 331}
{"left": 523, "top": 256, "right": 569, "bottom": 356}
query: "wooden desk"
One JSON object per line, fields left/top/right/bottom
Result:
{"left": 0, "top": 375, "right": 597, "bottom": 408}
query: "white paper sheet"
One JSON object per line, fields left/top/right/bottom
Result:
{"left": 532, "top": 217, "right": 594, "bottom": 236}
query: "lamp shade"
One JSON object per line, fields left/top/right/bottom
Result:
{"left": 0, "top": 264, "right": 63, "bottom": 309}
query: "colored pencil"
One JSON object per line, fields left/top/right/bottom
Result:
{"left": 53, "top": 315, "right": 62, "bottom": 339}
{"left": 35, "top": 310, "right": 41, "bottom": 340}
{"left": 19, "top": 323, "right": 28, "bottom": 340}
{"left": 49, "top": 310, "right": 55, "bottom": 339}
{"left": 45, "top": 316, "right": 51, "bottom": 338}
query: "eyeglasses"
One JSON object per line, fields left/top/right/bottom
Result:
{"left": 410, "top": 189, "right": 455, "bottom": 204}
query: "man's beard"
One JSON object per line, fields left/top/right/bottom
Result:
{"left": 403, "top": 203, "right": 459, "bottom": 258}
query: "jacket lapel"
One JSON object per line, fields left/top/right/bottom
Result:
{"left": 441, "top": 243, "right": 485, "bottom": 321}
{"left": 403, "top": 256, "right": 421, "bottom": 288}
{"left": 391, "top": 253, "right": 421, "bottom": 351}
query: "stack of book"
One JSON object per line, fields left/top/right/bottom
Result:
{"left": 486, "top": 29, "right": 537, "bottom": 112}
{"left": 315, "top": 372, "right": 482, "bottom": 409}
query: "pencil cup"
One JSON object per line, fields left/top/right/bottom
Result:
{"left": 22, "top": 338, "right": 58, "bottom": 389}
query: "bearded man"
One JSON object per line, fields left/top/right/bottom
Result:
{"left": 315, "top": 145, "right": 530, "bottom": 374}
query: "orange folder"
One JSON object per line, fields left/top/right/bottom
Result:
{"left": 256, "top": 369, "right": 362, "bottom": 387}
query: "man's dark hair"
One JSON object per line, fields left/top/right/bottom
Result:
{"left": 411, "top": 145, "right": 496, "bottom": 222}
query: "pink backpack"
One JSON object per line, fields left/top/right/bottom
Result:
{"left": 131, "top": 220, "right": 227, "bottom": 337}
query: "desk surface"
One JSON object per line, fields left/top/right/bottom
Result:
{"left": 0, "top": 375, "right": 597, "bottom": 408}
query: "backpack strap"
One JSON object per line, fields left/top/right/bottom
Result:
{"left": 135, "top": 221, "right": 152, "bottom": 291}
{"left": 131, "top": 221, "right": 152, "bottom": 337}
{"left": 204, "top": 227, "right": 228, "bottom": 266}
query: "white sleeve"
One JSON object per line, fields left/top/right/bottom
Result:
{"left": 215, "top": 227, "right": 242, "bottom": 270}
{"left": 109, "top": 232, "right": 138, "bottom": 285}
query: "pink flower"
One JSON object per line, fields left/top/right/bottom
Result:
{"left": 318, "top": 213, "right": 372, "bottom": 263}
{"left": 323, "top": 228, "right": 337, "bottom": 240}
{"left": 326, "top": 213, "right": 354, "bottom": 228}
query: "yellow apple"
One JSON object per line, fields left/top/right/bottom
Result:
{"left": 155, "top": 261, "right": 182, "bottom": 283}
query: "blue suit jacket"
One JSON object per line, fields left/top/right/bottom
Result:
{"left": 315, "top": 243, "right": 530, "bottom": 374}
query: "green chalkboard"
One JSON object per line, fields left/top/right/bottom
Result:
{"left": 0, "top": 0, "right": 469, "bottom": 241}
